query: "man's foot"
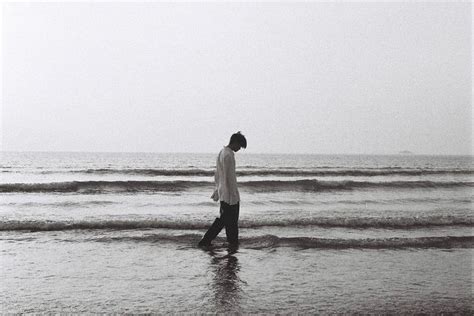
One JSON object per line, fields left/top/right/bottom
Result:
{"left": 227, "top": 242, "right": 239, "bottom": 253}
{"left": 198, "top": 239, "right": 211, "bottom": 247}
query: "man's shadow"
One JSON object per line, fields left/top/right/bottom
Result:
{"left": 204, "top": 245, "right": 243, "bottom": 313}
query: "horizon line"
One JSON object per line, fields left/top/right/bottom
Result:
{"left": 1, "top": 150, "right": 472, "bottom": 157}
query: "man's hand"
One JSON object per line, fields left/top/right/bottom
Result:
{"left": 211, "top": 189, "right": 219, "bottom": 202}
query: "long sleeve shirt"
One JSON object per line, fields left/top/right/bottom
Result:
{"left": 211, "top": 146, "right": 240, "bottom": 205}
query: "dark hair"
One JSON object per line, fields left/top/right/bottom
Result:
{"left": 229, "top": 131, "right": 247, "bottom": 149}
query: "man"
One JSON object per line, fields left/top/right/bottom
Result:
{"left": 198, "top": 131, "right": 247, "bottom": 247}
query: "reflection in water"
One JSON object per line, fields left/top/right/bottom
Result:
{"left": 207, "top": 246, "right": 243, "bottom": 313}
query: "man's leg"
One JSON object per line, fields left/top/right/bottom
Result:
{"left": 198, "top": 205, "right": 225, "bottom": 246}
{"left": 221, "top": 202, "right": 239, "bottom": 245}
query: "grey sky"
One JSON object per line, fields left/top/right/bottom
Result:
{"left": 2, "top": 2, "right": 471, "bottom": 155}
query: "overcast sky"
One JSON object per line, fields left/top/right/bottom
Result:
{"left": 1, "top": 1, "right": 472, "bottom": 155}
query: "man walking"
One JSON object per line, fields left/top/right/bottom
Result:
{"left": 198, "top": 132, "right": 247, "bottom": 247}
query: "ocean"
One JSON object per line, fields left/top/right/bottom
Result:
{"left": 1, "top": 151, "right": 472, "bottom": 313}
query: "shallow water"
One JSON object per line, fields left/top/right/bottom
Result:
{"left": 1, "top": 237, "right": 472, "bottom": 314}
{"left": 1, "top": 152, "right": 472, "bottom": 313}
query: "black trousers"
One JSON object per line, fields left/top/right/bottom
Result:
{"left": 198, "top": 201, "right": 240, "bottom": 246}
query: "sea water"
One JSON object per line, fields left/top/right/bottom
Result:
{"left": 1, "top": 151, "right": 472, "bottom": 313}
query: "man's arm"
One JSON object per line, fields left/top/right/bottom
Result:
{"left": 211, "top": 168, "right": 219, "bottom": 201}
{"left": 223, "top": 154, "right": 238, "bottom": 197}
{"left": 211, "top": 157, "right": 220, "bottom": 201}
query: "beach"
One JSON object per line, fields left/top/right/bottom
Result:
{"left": 1, "top": 151, "right": 472, "bottom": 313}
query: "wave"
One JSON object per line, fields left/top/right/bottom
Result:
{"left": 1, "top": 216, "right": 472, "bottom": 231}
{"left": 24, "top": 167, "right": 474, "bottom": 177}
{"left": 0, "top": 200, "right": 117, "bottom": 207}
{"left": 89, "top": 234, "right": 474, "bottom": 249}
{"left": 0, "top": 180, "right": 210, "bottom": 193}
{"left": 0, "top": 179, "right": 472, "bottom": 193}
{"left": 4, "top": 232, "right": 471, "bottom": 249}
{"left": 241, "top": 179, "right": 473, "bottom": 192}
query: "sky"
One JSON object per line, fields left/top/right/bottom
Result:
{"left": 1, "top": 1, "right": 472, "bottom": 155}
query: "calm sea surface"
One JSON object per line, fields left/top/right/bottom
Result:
{"left": 1, "top": 151, "right": 472, "bottom": 313}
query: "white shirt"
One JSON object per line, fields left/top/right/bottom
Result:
{"left": 211, "top": 146, "right": 240, "bottom": 205}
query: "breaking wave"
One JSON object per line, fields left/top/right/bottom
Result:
{"left": 0, "top": 179, "right": 472, "bottom": 193}
{"left": 26, "top": 167, "right": 474, "bottom": 177}
{"left": 91, "top": 234, "right": 474, "bottom": 249}
{"left": 6, "top": 232, "right": 470, "bottom": 249}
{"left": 1, "top": 215, "right": 472, "bottom": 231}
{"left": 0, "top": 180, "right": 209, "bottom": 193}
{"left": 0, "top": 200, "right": 117, "bottom": 207}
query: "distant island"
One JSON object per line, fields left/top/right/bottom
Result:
{"left": 399, "top": 150, "right": 414, "bottom": 155}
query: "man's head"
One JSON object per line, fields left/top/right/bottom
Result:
{"left": 228, "top": 131, "right": 247, "bottom": 152}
